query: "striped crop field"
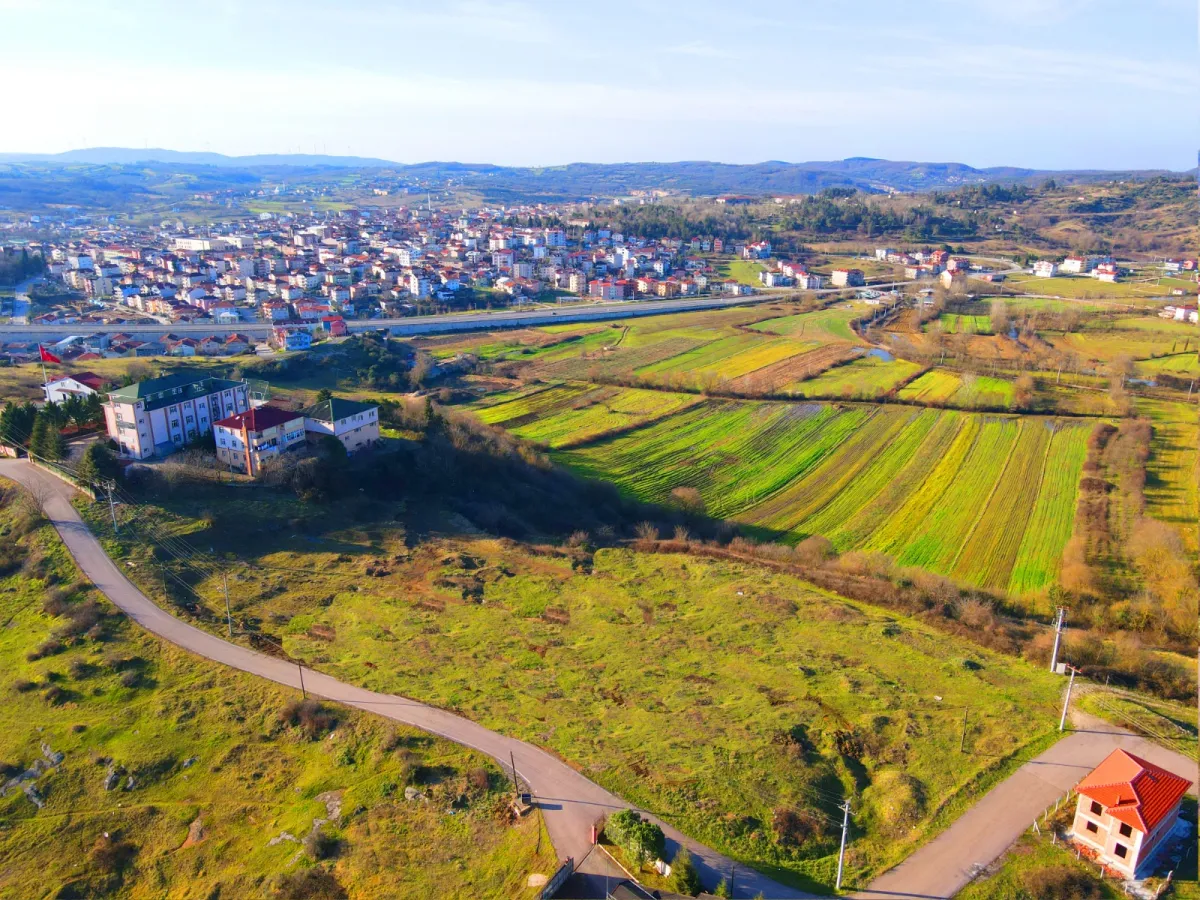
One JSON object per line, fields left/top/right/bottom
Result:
{"left": 783, "top": 354, "right": 923, "bottom": 399}
{"left": 1007, "top": 423, "right": 1092, "bottom": 594}
{"left": 559, "top": 401, "right": 872, "bottom": 519}
{"left": 897, "top": 370, "right": 1016, "bottom": 409}
{"left": 550, "top": 401, "right": 1095, "bottom": 594}
{"left": 473, "top": 383, "right": 701, "bottom": 448}
{"left": 954, "top": 375, "right": 1015, "bottom": 408}
{"left": 934, "top": 314, "right": 992, "bottom": 335}
{"left": 634, "top": 334, "right": 806, "bottom": 382}
{"left": 726, "top": 342, "right": 854, "bottom": 393}
{"left": 897, "top": 369, "right": 961, "bottom": 403}
{"left": 532, "top": 335, "right": 706, "bottom": 380}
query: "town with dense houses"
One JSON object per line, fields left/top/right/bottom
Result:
{"left": 5, "top": 200, "right": 1196, "bottom": 367}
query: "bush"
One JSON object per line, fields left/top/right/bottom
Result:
{"left": 303, "top": 830, "right": 341, "bottom": 861}
{"left": 279, "top": 699, "right": 337, "bottom": 739}
{"left": 274, "top": 867, "right": 347, "bottom": 900}
{"left": 606, "top": 809, "right": 665, "bottom": 866}
{"left": 89, "top": 834, "right": 137, "bottom": 874}
{"left": 1019, "top": 864, "right": 1105, "bottom": 900}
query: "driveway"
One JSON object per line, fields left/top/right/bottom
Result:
{"left": 0, "top": 459, "right": 809, "bottom": 900}
{"left": 853, "top": 707, "right": 1196, "bottom": 899}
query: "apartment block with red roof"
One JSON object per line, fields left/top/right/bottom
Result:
{"left": 1070, "top": 749, "right": 1192, "bottom": 878}
{"left": 213, "top": 406, "right": 307, "bottom": 476}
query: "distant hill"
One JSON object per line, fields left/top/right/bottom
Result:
{"left": 0, "top": 147, "right": 399, "bottom": 169}
{"left": 0, "top": 148, "right": 1184, "bottom": 211}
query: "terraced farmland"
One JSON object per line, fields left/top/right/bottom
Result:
{"left": 552, "top": 401, "right": 1094, "bottom": 593}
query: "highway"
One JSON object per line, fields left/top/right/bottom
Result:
{"left": 0, "top": 284, "right": 918, "bottom": 343}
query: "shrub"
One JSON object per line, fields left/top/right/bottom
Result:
{"left": 1019, "top": 864, "right": 1104, "bottom": 900}
{"left": 634, "top": 521, "right": 659, "bottom": 542}
{"left": 274, "top": 867, "right": 347, "bottom": 900}
{"left": 28, "top": 639, "right": 65, "bottom": 661}
{"left": 279, "top": 699, "right": 337, "bottom": 739}
{"left": 605, "top": 809, "right": 664, "bottom": 867}
{"left": 793, "top": 535, "right": 835, "bottom": 567}
{"left": 303, "top": 829, "right": 341, "bottom": 861}
{"left": 89, "top": 834, "right": 137, "bottom": 874}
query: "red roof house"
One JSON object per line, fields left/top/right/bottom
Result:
{"left": 1071, "top": 749, "right": 1192, "bottom": 878}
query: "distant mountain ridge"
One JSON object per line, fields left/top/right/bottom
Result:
{"left": 0, "top": 147, "right": 1184, "bottom": 200}
{"left": 0, "top": 147, "right": 400, "bottom": 169}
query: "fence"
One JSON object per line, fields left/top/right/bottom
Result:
{"left": 540, "top": 857, "right": 573, "bottom": 899}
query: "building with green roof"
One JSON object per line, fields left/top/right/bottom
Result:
{"left": 103, "top": 370, "right": 251, "bottom": 458}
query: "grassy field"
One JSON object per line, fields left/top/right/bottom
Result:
{"left": 1138, "top": 354, "right": 1200, "bottom": 377}
{"left": 896, "top": 369, "right": 1016, "bottom": 409}
{"left": 1138, "top": 399, "right": 1200, "bottom": 555}
{"left": 553, "top": 401, "right": 1093, "bottom": 594}
{"left": 933, "top": 314, "right": 993, "bottom": 335}
{"left": 957, "top": 832, "right": 1122, "bottom": 900}
{"left": 82, "top": 481, "right": 1066, "bottom": 893}
{"left": 717, "top": 258, "right": 767, "bottom": 286}
{"left": 783, "top": 354, "right": 923, "bottom": 399}
{"left": 0, "top": 489, "right": 553, "bottom": 899}
{"left": 1002, "top": 274, "right": 1174, "bottom": 301}
{"left": 748, "top": 306, "right": 862, "bottom": 343}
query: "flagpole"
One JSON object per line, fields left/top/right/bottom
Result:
{"left": 39, "top": 346, "right": 47, "bottom": 387}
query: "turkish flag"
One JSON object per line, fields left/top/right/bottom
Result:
{"left": 38, "top": 345, "right": 62, "bottom": 364}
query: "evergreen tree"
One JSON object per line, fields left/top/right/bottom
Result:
{"left": 28, "top": 413, "right": 50, "bottom": 459}
{"left": 668, "top": 847, "right": 701, "bottom": 897}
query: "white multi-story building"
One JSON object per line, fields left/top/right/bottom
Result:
{"left": 1033, "top": 260, "right": 1059, "bottom": 278}
{"left": 302, "top": 398, "right": 379, "bottom": 456}
{"left": 103, "top": 371, "right": 250, "bottom": 458}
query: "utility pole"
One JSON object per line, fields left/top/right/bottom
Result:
{"left": 836, "top": 800, "right": 852, "bottom": 891}
{"left": 106, "top": 482, "right": 119, "bottom": 533}
{"left": 298, "top": 660, "right": 307, "bottom": 700}
{"left": 509, "top": 751, "right": 519, "bottom": 798}
{"left": 222, "top": 572, "right": 232, "bottom": 637}
{"left": 960, "top": 709, "right": 969, "bottom": 753}
{"left": 1059, "top": 666, "right": 1077, "bottom": 732}
{"left": 1049, "top": 607, "right": 1067, "bottom": 672}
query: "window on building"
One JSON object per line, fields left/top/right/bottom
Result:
{"left": 1090, "top": 801, "right": 1103, "bottom": 816}
{"left": 1085, "top": 821, "right": 1098, "bottom": 834}
{"left": 1114, "top": 844, "right": 1127, "bottom": 859}
{"left": 1118, "top": 822, "right": 1132, "bottom": 838}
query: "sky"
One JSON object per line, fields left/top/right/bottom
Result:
{"left": 1, "top": 0, "right": 1196, "bottom": 170}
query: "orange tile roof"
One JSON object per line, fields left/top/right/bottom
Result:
{"left": 1076, "top": 749, "right": 1192, "bottom": 834}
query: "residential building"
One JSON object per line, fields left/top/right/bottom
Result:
{"left": 302, "top": 397, "right": 380, "bottom": 456}
{"left": 831, "top": 268, "right": 865, "bottom": 288}
{"left": 214, "top": 406, "right": 307, "bottom": 476}
{"left": 320, "top": 315, "right": 348, "bottom": 336}
{"left": 43, "top": 371, "right": 106, "bottom": 404}
{"left": 1070, "top": 749, "right": 1191, "bottom": 879}
{"left": 103, "top": 371, "right": 250, "bottom": 458}
{"left": 272, "top": 327, "right": 313, "bottom": 351}
{"left": 1033, "top": 260, "right": 1059, "bottom": 278}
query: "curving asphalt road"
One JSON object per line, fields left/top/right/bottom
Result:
{"left": 0, "top": 459, "right": 810, "bottom": 900}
